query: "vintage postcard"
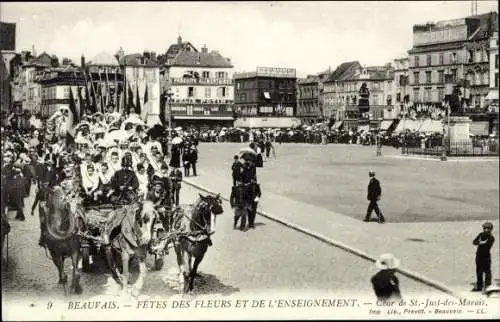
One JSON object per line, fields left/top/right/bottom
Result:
{"left": 1, "top": 1, "right": 499, "bottom": 320}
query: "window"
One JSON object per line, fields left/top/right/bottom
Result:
{"left": 426, "top": 71, "right": 432, "bottom": 84}
{"left": 64, "top": 86, "right": 70, "bottom": 99}
{"left": 451, "top": 69, "right": 457, "bottom": 82}
{"left": 475, "top": 72, "right": 481, "bottom": 85}
{"left": 483, "top": 72, "right": 489, "bottom": 86}
{"left": 439, "top": 53, "right": 444, "bottom": 65}
{"left": 426, "top": 55, "right": 432, "bottom": 66}
{"left": 396, "top": 93, "right": 401, "bottom": 102}
{"left": 188, "top": 87, "right": 194, "bottom": 97}
{"left": 413, "top": 88, "right": 420, "bottom": 102}
{"left": 496, "top": 55, "right": 499, "bottom": 68}
{"left": 28, "top": 88, "right": 34, "bottom": 99}
{"left": 438, "top": 88, "right": 444, "bottom": 101}
{"left": 413, "top": 72, "right": 420, "bottom": 85}
{"left": 414, "top": 56, "right": 420, "bottom": 67}
{"left": 204, "top": 87, "right": 211, "bottom": 98}
{"left": 423, "top": 89, "right": 431, "bottom": 102}
{"left": 438, "top": 70, "right": 444, "bottom": 84}
{"left": 202, "top": 71, "right": 210, "bottom": 79}
{"left": 240, "top": 93, "right": 247, "bottom": 102}
{"left": 216, "top": 72, "right": 226, "bottom": 79}
{"left": 495, "top": 73, "right": 498, "bottom": 88}
{"left": 451, "top": 52, "right": 457, "bottom": 64}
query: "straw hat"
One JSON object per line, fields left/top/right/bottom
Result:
{"left": 375, "top": 253, "right": 400, "bottom": 270}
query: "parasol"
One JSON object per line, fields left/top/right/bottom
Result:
{"left": 172, "top": 137, "right": 183, "bottom": 145}
{"left": 104, "top": 129, "right": 128, "bottom": 143}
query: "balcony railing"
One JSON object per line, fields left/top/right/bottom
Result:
{"left": 168, "top": 77, "right": 234, "bottom": 85}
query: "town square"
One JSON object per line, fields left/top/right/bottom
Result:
{"left": 1, "top": 1, "right": 499, "bottom": 320}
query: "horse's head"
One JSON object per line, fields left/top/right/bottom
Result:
{"left": 134, "top": 200, "right": 156, "bottom": 246}
{"left": 193, "top": 193, "right": 223, "bottom": 232}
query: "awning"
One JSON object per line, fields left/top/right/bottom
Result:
{"left": 358, "top": 125, "right": 369, "bottom": 133}
{"left": 419, "top": 119, "right": 443, "bottom": 133}
{"left": 470, "top": 121, "right": 489, "bottom": 136}
{"left": 263, "top": 92, "right": 271, "bottom": 99}
{"left": 173, "top": 116, "right": 234, "bottom": 120}
{"left": 394, "top": 119, "right": 422, "bottom": 132}
{"left": 379, "top": 120, "right": 394, "bottom": 131}
{"left": 331, "top": 121, "right": 343, "bottom": 130}
{"left": 486, "top": 91, "right": 499, "bottom": 100}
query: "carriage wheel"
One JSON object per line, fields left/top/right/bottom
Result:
{"left": 81, "top": 246, "right": 91, "bottom": 272}
{"left": 154, "top": 254, "right": 164, "bottom": 271}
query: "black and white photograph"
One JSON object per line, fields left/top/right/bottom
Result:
{"left": 1, "top": 1, "right": 499, "bottom": 320}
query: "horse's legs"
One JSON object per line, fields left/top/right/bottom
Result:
{"left": 121, "top": 252, "right": 130, "bottom": 292}
{"left": 70, "top": 248, "right": 82, "bottom": 294}
{"left": 52, "top": 252, "right": 67, "bottom": 285}
{"left": 189, "top": 253, "right": 205, "bottom": 292}
{"left": 131, "top": 259, "right": 147, "bottom": 297}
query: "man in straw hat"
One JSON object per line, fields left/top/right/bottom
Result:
{"left": 364, "top": 170, "right": 385, "bottom": 223}
{"left": 371, "top": 253, "right": 401, "bottom": 300}
{"left": 472, "top": 222, "right": 495, "bottom": 292}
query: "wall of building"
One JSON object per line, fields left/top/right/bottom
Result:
{"left": 234, "top": 116, "right": 301, "bottom": 128}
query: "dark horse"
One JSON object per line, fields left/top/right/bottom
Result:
{"left": 173, "top": 193, "right": 223, "bottom": 293}
{"left": 104, "top": 200, "right": 156, "bottom": 297}
{"left": 44, "top": 186, "right": 83, "bottom": 294}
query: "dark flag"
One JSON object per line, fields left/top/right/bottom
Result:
{"left": 135, "top": 85, "right": 141, "bottom": 115}
{"left": 127, "top": 83, "right": 135, "bottom": 115}
{"left": 144, "top": 84, "right": 149, "bottom": 105}
{"left": 68, "top": 87, "right": 79, "bottom": 125}
{"left": 84, "top": 84, "right": 91, "bottom": 114}
{"left": 77, "top": 86, "right": 85, "bottom": 120}
{"left": 90, "top": 83, "right": 98, "bottom": 114}
{"left": 159, "top": 91, "right": 166, "bottom": 126}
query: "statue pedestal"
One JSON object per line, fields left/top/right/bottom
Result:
{"left": 444, "top": 116, "right": 472, "bottom": 154}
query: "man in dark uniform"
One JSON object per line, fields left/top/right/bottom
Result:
{"left": 233, "top": 154, "right": 256, "bottom": 231}
{"left": 472, "top": 222, "right": 495, "bottom": 292}
{"left": 107, "top": 156, "right": 139, "bottom": 205}
{"left": 364, "top": 171, "right": 385, "bottom": 223}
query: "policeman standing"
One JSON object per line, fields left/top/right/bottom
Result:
{"left": 364, "top": 171, "right": 385, "bottom": 223}
{"left": 472, "top": 222, "right": 495, "bottom": 292}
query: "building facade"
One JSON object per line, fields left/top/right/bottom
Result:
{"left": 392, "top": 57, "right": 410, "bottom": 119}
{"left": 118, "top": 51, "right": 161, "bottom": 126}
{"left": 408, "top": 12, "right": 498, "bottom": 111}
{"left": 234, "top": 67, "right": 299, "bottom": 128}
{"left": 323, "top": 62, "right": 395, "bottom": 131}
{"left": 487, "top": 32, "right": 499, "bottom": 110}
{"left": 0, "top": 22, "right": 16, "bottom": 51}
{"left": 10, "top": 52, "right": 54, "bottom": 115}
{"left": 36, "top": 66, "right": 85, "bottom": 117}
{"left": 159, "top": 37, "right": 234, "bottom": 129}
{"left": 297, "top": 75, "right": 321, "bottom": 123}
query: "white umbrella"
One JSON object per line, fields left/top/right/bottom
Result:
{"left": 172, "top": 137, "right": 183, "bottom": 145}
{"left": 104, "top": 129, "right": 128, "bottom": 142}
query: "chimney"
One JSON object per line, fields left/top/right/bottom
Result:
{"left": 150, "top": 51, "right": 157, "bottom": 62}
{"left": 177, "top": 35, "right": 182, "bottom": 46}
{"left": 201, "top": 44, "right": 208, "bottom": 53}
{"left": 115, "top": 47, "right": 124, "bottom": 61}
{"left": 143, "top": 51, "right": 150, "bottom": 59}
{"left": 81, "top": 54, "right": 85, "bottom": 68}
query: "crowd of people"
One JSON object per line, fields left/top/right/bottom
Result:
{"left": 1, "top": 112, "right": 201, "bottom": 247}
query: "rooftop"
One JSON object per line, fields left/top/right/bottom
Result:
{"left": 169, "top": 50, "right": 233, "bottom": 68}
{"left": 88, "top": 51, "right": 119, "bottom": 66}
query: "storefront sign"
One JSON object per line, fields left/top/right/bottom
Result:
{"left": 256, "top": 67, "right": 296, "bottom": 78}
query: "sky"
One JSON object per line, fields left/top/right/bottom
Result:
{"left": 1, "top": 1, "right": 498, "bottom": 77}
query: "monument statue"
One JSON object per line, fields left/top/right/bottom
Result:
{"left": 446, "top": 86, "right": 465, "bottom": 116}
{"left": 358, "top": 82, "right": 370, "bottom": 113}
